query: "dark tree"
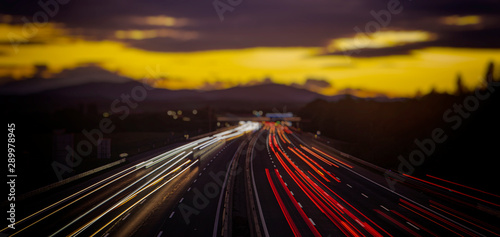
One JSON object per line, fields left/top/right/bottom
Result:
{"left": 455, "top": 73, "right": 466, "bottom": 95}
{"left": 485, "top": 61, "right": 494, "bottom": 83}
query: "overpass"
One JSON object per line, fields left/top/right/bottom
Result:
{"left": 217, "top": 112, "right": 301, "bottom": 122}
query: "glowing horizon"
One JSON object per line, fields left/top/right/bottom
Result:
{"left": 0, "top": 23, "right": 499, "bottom": 98}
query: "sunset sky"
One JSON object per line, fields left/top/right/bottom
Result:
{"left": 0, "top": 0, "right": 499, "bottom": 97}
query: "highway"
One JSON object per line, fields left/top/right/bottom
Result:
{"left": 1, "top": 122, "right": 499, "bottom": 236}
{"left": 0, "top": 122, "right": 258, "bottom": 237}
{"left": 249, "top": 123, "right": 500, "bottom": 237}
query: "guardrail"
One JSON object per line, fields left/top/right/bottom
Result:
{"left": 244, "top": 129, "right": 266, "bottom": 237}
{"left": 221, "top": 135, "right": 250, "bottom": 236}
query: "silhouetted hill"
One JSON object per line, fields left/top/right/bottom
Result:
{"left": 36, "top": 81, "right": 336, "bottom": 103}
{"left": 201, "top": 83, "right": 331, "bottom": 103}
{"left": 1, "top": 78, "right": 361, "bottom": 113}
{"left": 52, "top": 82, "right": 331, "bottom": 101}
{"left": 0, "top": 66, "right": 131, "bottom": 95}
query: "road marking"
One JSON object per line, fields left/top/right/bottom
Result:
{"left": 380, "top": 205, "right": 390, "bottom": 212}
{"left": 188, "top": 187, "right": 192, "bottom": 192}
{"left": 346, "top": 184, "right": 352, "bottom": 188}
{"left": 299, "top": 134, "right": 484, "bottom": 236}
{"left": 179, "top": 198, "right": 184, "bottom": 203}
{"left": 103, "top": 233, "right": 109, "bottom": 237}
{"left": 251, "top": 130, "right": 270, "bottom": 237}
{"left": 284, "top": 182, "right": 288, "bottom": 186}
{"left": 203, "top": 168, "right": 206, "bottom": 171}
{"left": 309, "top": 218, "right": 316, "bottom": 226}
{"left": 406, "top": 222, "right": 420, "bottom": 230}
{"left": 169, "top": 212, "right": 175, "bottom": 218}
{"left": 290, "top": 191, "right": 294, "bottom": 196}
{"left": 194, "top": 179, "right": 197, "bottom": 183}
{"left": 157, "top": 231, "right": 163, "bottom": 237}
{"left": 355, "top": 219, "right": 365, "bottom": 227}
{"left": 361, "top": 193, "right": 369, "bottom": 198}
{"left": 298, "top": 202, "right": 303, "bottom": 208}
{"left": 213, "top": 141, "right": 241, "bottom": 237}
{"left": 122, "top": 213, "right": 130, "bottom": 220}
{"left": 140, "top": 198, "right": 147, "bottom": 204}
{"left": 199, "top": 173, "right": 202, "bottom": 176}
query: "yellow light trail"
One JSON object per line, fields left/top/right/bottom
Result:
{"left": 88, "top": 160, "right": 199, "bottom": 237}
{"left": 5, "top": 166, "right": 139, "bottom": 236}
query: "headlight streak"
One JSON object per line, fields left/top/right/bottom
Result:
{"left": 8, "top": 138, "right": 203, "bottom": 235}
{"left": 74, "top": 123, "right": 256, "bottom": 236}
{"left": 65, "top": 151, "right": 192, "bottom": 237}
{"left": 119, "top": 152, "right": 192, "bottom": 207}
{"left": 2, "top": 165, "right": 138, "bottom": 234}
{"left": 49, "top": 151, "right": 188, "bottom": 237}
{"left": 142, "top": 139, "right": 204, "bottom": 168}
{"left": 8, "top": 166, "right": 140, "bottom": 236}
{"left": 194, "top": 122, "right": 259, "bottom": 150}
{"left": 4, "top": 122, "right": 259, "bottom": 236}
{"left": 89, "top": 159, "right": 199, "bottom": 237}
{"left": 115, "top": 152, "right": 193, "bottom": 209}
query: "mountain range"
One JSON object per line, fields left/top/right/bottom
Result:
{"left": 0, "top": 67, "right": 396, "bottom": 112}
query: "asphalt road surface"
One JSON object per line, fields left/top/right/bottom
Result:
{"left": 1, "top": 122, "right": 499, "bottom": 236}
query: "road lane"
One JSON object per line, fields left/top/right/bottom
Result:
{"left": 1, "top": 122, "right": 259, "bottom": 237}
{"left": 2, "top": 122, "right": 497, "bottom": 237}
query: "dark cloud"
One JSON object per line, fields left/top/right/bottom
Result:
{"left": 402, "top": 0, "right": 500, "bottom": 16}
{"left": 325, "top": 27, "right": 500, "bottom": 58}
{"left": 291, "top": 78, "right": 332, "bottom": 92}
{"left": 304, "top": 79, "right": 331, "bottom": 88}
{"left": 1, "top": 0, "right": 499, "bottom": 52}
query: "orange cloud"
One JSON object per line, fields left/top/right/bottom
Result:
{"left": 441, "top": 15, "right": 482, "bottom": 26}
{"left": 1, "top": 24, "right": 499, "bottom": 97}
{"left": 327, "top": 30, "right": 436, "bottom": 53}
{"left": 114, "top": 29, "right": 198, "bottom": 40}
